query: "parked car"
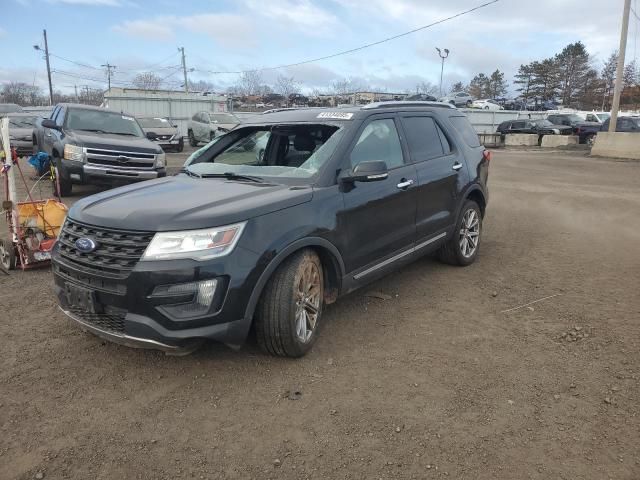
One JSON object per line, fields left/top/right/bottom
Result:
{"left": 136, "top": 116, "right": 183, "bottom": 152}
{"left": 7, "top": 112, "right": 38, "bottom": 156}
{"left": 600, "top": 116, "right": 640, "bottom": 132}
{"left": 496, "top": 119, "right": 572, "bottom": 142}
{"left": 406, "top": 93, "right": 438, "bottom": 101}
{"left": 33, "top": 103, "right": 165, "bottom": 196}
{"left": 502, "top": 99, "right": 527, "bottom": 111}
{"left": 471, "top": 99, "right": 503, "bottom": 110}
{"left": 52, "top": 102, "right": 489, "bottom": 357}
{"left": 546, "top": 113, "right": 601, "bottom": 144}
{"left": 188, "top": 111, "right": 241, "bottom": 146}
{"left": 579, "top": 111, "right": 610, "bottom": 124}
{"left": 0, "top": 103, "right": 23, "bottom": 115}
{"left": 439, "top": 92, "right": 473, "bottom": 107}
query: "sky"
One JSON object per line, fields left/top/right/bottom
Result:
{"left": 0, "top": 0, "right": 637, "bottom": 96}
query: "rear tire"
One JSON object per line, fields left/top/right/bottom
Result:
{"left": 255, "top": 249, "right": 324, "bottom": 357}
{"left": 188, "top": 130, "right": 198, "bottom": 147}
{"left": 0, "top": 239, "right": 17, "bottom": 271}
{"left": 438, "top": 200, "right": 482, "bottom": 266}
{"left": 466, "top": 100, "right": 473, "bottom": 107}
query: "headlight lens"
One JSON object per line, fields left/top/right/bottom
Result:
{"left": 63, "top": 144, "right": 84, "bottom": 161}
{"left": 142, "top": 222, "right": 246, "bottom": 261}
{"left": 156, "top": 152, "right": 166, "bottom": 168}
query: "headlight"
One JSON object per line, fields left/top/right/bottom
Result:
{"left": 141, "top": 222, "right": 246, "bottom": 261}
{"left": 156, "top": 152, "right": 166, "bottom": 168}
{"left": 63, "top": 144, "right": 84, "bottom": 161}
{"left": 553, "top": 128, "right": 560, "bottom": 134}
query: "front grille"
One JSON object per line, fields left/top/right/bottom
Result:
{"left": 69, "top": 307, "right": 125, "bottom": 334}
{"left": 53, "top": 263, "right": 126, "bottom": 294}
{"left": 156, "top": 135, "right": 172, "bottom": 141}
{"left": 86, "top": 147, "right": 156, "bottom": 170}
{"left": 57, "top": 219, "right": 154, "bottom": 278}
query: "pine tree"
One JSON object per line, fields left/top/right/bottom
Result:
{"left": 487, "top": 69, "right": 508, "bottom": 98}
{"left": 468, "top": 73, "right": 489, "bottom": 98}
{"left": 514, "top": 64, "right": 534, "bottom": 102}
{"left": 601, "top": 51, "right": 618, "bottom": 110}
{"left": 555, "top": 42, "right": 591, "bottom": 106}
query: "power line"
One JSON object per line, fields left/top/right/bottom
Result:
{"left": 195, "top": 0, "right": 500, "bottom": 75}
{"left": 49, "top": 52, "right": 101, "bottom": 70}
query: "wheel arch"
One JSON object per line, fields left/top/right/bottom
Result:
{"left": 244, "top": 237, "right": 345, "bottom": 322}
{"left": 460, "top": 185, "right": 487, "bottom": 219}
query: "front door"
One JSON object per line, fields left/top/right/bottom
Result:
{"left": 340, "top": 115, "right": 418, "bottom": 276}
{"left": 398, "top": 114, "right": 460, "bottom": 245}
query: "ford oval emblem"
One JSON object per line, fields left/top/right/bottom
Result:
{"left": 75, "top": 237, "right": 97, "bottom": 253}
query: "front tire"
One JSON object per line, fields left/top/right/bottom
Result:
{"left": 438, "top": 200, "right": 482, "bottom": 266}
{"left": 188, "top": 130, "right": 198, "bottom": 147}
{"left": 176, "top": 138, "right": 184, "bottom": 152}
{"left": 52, "top": 160, "right": 72, "bottom": 197}
{"left": 255, "top": 249, "right": 324, "bottom": 357}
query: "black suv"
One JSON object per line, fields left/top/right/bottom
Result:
{"left": 52, "top": 102, "right": 489, "bottom": 357}
{"left": 496, "top": 119, "right": 572, "bottom": 137}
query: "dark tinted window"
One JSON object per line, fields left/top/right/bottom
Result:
{"left": 511, "top": 121, "right": 525, "bottom": 129}
{"left": 402, "top": 116, "right": 444, "bottom": 160}
{"left": 437, "top": 125, "right": 451, "bottom": 154}
{"left": 350, "top": 119, "right": 404, "bottom": 169}
{"left": 449, "top": 116, "right": 480, "bottom": 147}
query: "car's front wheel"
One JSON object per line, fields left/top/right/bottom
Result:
{"left": 188, "top": 130, "right": 198, "bottom": 147}
{"left": 438, "top": 200, "right": 482, "bottom": 266}
{"left": 255, "top": 249, "right": 324, "bottom": 357}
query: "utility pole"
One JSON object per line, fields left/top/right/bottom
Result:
{"left": 609, "top": 0, "right": 631, "bottom": 132}
{"left": 74, "top": 85, "right": 79, "bottom": 103}
{"left": 179, "top": 47, "right": 189, "bottom": 93}
{"left": 33, "top": 30, "right": 54, "bottom": 105}
{"left": 101, "top": 63, "right": 116, "bottom": 91}
{"left": 436, "top": 47, "right": 450, "bottom": 97}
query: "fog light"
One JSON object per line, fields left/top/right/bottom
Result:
{"left": 153, "top": 279, "right": 217, "bottom": 319}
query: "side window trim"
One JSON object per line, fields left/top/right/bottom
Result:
{"left": 345, "top": 114, "right": 408, "bottom": 171}
{"left": 56, "top": 107, "right": 66, "bottom": 127}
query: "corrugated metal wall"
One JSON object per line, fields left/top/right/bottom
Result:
{"left": 103, "top": 90, "right": 227, "bottom": 137}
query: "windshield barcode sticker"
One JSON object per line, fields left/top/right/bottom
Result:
{"left": 317, "top": 112, "right": 354, "bottom": 120}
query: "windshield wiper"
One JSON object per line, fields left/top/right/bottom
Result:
{"left": 76, "top": 128, "right": 109, "bottom": 134}
{"left": 111, "top": 132, "right": 139, "bottom": 136}
{"left": 179, "top": 167, "right": 202, "bottom": 178}
{"left": 200, "top": 172, "right": 264, "bottom": 183}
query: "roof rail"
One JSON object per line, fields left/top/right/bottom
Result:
{"left": 362, "top": 100, "right": 456, "bottom": 110}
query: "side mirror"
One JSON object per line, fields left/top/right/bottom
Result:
{"left": 41, "top": 119, "right": 59, "bottom": 130}
{"left": 342, "top": 160, "right": 389, "bottom": 183}
{"left": 145, "top": 131, "right": 157, "bottom": 140}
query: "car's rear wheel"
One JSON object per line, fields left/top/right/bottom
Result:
{"left": 438, "top": 200, "right": 482, "bottom": 266}
{"left": 466, "top": 100, "right": 473, "bottom": 107}
{"left": 188, "top": 130, "right": 198, "bottom": 147}
{"left": 255, "top": 249, "right": 324, "bottom": 357}
{"left": 585, "top": 133, "right": 596, "bottom": 146}
{"left": 0, "top": 239, "right": 17, "bottom": 271}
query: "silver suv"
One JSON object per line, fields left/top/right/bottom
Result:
{"left": 439, "top": 92, "right": 473, "bottom": 108}
{"left": 187, "top": 112, "right": 241, "bottom": 146}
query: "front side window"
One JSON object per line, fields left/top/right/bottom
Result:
{"left": 350, "top": 119, "right": 404, "bottom": 169}
{"left": 401, "top": 116, "right": 445, "bottom": 161}
{"left": 186, "top": 124, "right": 344, "bottom": 181}
{"left": 65, "top": 109, "right": 144, "bottom": 137}
{"left": 210, "top": 114, "right": 239, "bottom": 124}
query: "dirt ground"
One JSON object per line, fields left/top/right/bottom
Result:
{"left": 1, "top": 148, "right": 639, "bottom": 480}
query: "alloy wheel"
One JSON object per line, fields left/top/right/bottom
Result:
{"left": 459, "top": 209, "right": 480, "bottom": 258}
{"left": 294, "top": 261, "right": 321, "bottom": 343}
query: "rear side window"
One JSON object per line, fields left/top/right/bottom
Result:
{"left": 401, "top": 116, "right": 445, "bottom": 160}
{"left": 449, "top": 116, "right": 480, "bottom": 147}
{"left": 511, "top": 121, "right": 525, "bottom": 129}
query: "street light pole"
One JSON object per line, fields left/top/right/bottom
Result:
{"left": 609, "top": 0, "right": 631, "bottom": 132}
{"left": 101, "top": 63, "right": 116, "bottom": 91}
{"left": 436, "top": 47, "right": 450, "bottom": 97}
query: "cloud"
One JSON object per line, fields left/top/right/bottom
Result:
{"left": 48, "top": 0, "right": 125, "bottom": 5}
{"left": 113, "top": 13, "right": 255, "bottom": 48}
{"left": 243, "top": 0, "right": 340, "bottom": 36}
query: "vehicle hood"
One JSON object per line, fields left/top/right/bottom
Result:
{"left": 9, "top": 127, "right": 32, "bottom": 139}
{"left": 575, "top": 121, "right": 601, "bottom": 127}
{"left": 141, "top": 126, "right": 178, "bottom": 136}
{"left": 68, "top": 174, "right": 314, "bottom": 231}
{"left": 66, "top": 130, "right": 162, "bottom": 153}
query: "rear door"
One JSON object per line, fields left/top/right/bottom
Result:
{"left": 341, "top": 114, "right": 418, "bottom": 277}
{"left": 399, "top": 114, "right": 460, "bottom": 244}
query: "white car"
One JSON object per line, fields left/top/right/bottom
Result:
{"left": 187, "top": 111, "right": 241, "bottom": 146}
{"left": 472, "top": 99, "right": 503, "bottom": 110}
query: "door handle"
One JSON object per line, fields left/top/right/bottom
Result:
{"left": 452, "top": 162, "right": 463, "bottom": 171}
{"left": 396, "top": 179, "right": 414, "bottom": 189}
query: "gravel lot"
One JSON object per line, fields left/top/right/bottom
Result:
{"left": 1, "top": 148, "right": 639, "bottom": 480}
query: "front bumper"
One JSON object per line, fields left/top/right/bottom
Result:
{"left": 62, "top": 159, "right": 166, "bottom": 182}
{"left": 154, "top": 138, "right": 183, "bottom": 150}
{"left": 52, "top": 244, "right": 261, "bottom": 351}
{"left": 12, "top": 139, "right": 33, "bottom": 157}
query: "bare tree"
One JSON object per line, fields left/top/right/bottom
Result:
{"left": 189, "top": 79, "right": 216, "bottom": 93}
{"left": 415, "top": 81, "right": 438, "bottom": 96}
{"left": 329, "top": 77, "right": 366, "bottom": 95}
{"left": 1, "top": 82, "right": 45, "bottom": 106}
{"left": 274, "top": 75, "right": 299, "bottom": 106}
{"left": 132, "top": 72, "right": 163, "bottom": 90}
{"left": 232, "top": 70, "right": 263, "bottom": 96}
